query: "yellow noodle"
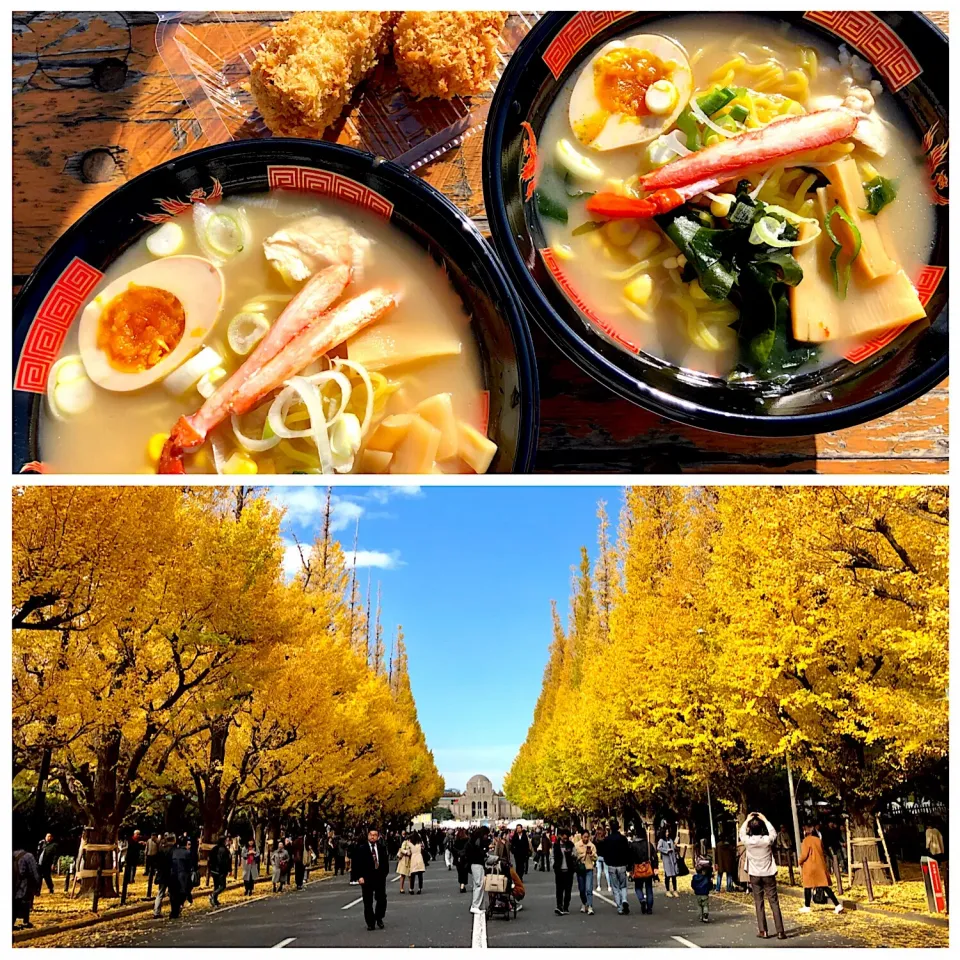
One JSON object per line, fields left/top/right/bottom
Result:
{"left": 800, "top": 47, "right": 818, "bottom": 81}
{"left": 792, "top": 173, "right": 818, "bottom": 208}
{"left": 602, "top": 250, "right": 672, "bottom": 282}
{"left": 709, "top": 56, "right": 744, "bottom": 83}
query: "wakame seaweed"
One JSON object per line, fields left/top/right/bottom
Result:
{"left": 656, "top": 182, "right": 810, "bottom": 375}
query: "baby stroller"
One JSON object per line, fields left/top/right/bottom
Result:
{"left": 484, "top": 859, "right": 518, "bottom": 921}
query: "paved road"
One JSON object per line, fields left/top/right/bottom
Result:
{"left": 128, "top": 866, "right": 857, "bottom": 948}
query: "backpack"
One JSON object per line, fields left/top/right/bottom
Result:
{"left": 695, "top": 853, "right": 713, "bottom": 872}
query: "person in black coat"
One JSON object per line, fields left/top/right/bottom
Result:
{"left": 168, "top": 839, "right": 195, "bottom": 919}
{"left": 510, "top": 826, "right": 532, "bottom": 880}
{"left": 351, "top": 828, "right": 390, "bottom": 931}
{"left": 36, "top": 834, "right": 58, "bottom": 895}
{"left": 207, "top": 837, "right": 231, "bottom": 907}
{"left": 553, "top": 829, "right": 576, "bottom": 915}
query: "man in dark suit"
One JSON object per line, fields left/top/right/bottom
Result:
{"left": 351, "top": 827, "right": 389, "bottom": 931}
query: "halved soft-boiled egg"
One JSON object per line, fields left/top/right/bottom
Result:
{"left": 569, "top": 34, "right": 693, "bottom": 151}
{"left": 78, "top": 255, "right": 224, "bottom": 392}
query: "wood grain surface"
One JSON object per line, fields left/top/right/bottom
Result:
{"left": 12, "top": 11, "right": 949, "bottom": 474}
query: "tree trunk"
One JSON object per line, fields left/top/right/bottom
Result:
{"left": 849, "top": 810, "right": 888, "bottom": 886}
{"left": 78, "top": 730, "right": 122, "bottom": 897}
{"left": 31, "top": 747, "right": 52, "bottom": 845}
{"left": 200, "top": 718, "right": 230, "bottom": 844}
{"left": 164, "top": 792, "right": 188, "bottom": 836}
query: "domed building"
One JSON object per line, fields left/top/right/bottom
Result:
{"left": 447, "top": 774, "right": 524, "bottom": 821}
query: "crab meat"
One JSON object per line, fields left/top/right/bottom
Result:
{"left": 158, "top": 285, "right": 398, "bottom": 473}
{"left": 638, "top": 108, "right": 859, "bottom": 192}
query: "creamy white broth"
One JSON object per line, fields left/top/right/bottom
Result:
{"left": 538, "top": 14, "right": 935, "bottom": 379}
{"left": 40, "top": 190, "right": 487, "bottom": 474}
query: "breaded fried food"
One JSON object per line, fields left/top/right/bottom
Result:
{"left": 250, "top": 12, "right": 397, "bottom": 137}
{"left": 392, "top": 11, "right": 506, "bottom": 99}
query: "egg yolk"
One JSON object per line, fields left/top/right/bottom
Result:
{"left": 593, "top": 47, "right": 669, "bottom": 118}
{"left": 97, "top": 284, "right": 185, "bottom": 372}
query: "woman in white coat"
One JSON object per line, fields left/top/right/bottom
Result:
{"left": 405, "top": 831, "right": 427, "bottom": 894}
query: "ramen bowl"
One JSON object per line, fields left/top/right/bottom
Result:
{"left": 483, "top": 11, "right": 948, "bottom": 436}
{"left": 14, "top": 139, "right": 539, "bottom": 473}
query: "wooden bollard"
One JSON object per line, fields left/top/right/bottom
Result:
{"left": 120, "top": 867, "right": 129, "bottom": 906}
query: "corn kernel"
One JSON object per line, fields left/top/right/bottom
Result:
{"left": 709, "top": 193, "right": 736, "bottom": 218}
{"left": 676, "top": 254, "right": 688, "bottom": 269}
{"left": 663, "top": 257, "right": 679, "bottom": 271}
{"left": 552, "top": 244, "right": 575, "bottom": 261}
{"left": 603, "top": 219, "right": 641, "bottom": 248}
{"left": 223, "top": 452, "right": 258, "bottom": 475}
{"left": 624, "top": 274, "right": 653, "bottom": 308}
{"left": 147, "top": 432, "right": 168, "bottom": 464}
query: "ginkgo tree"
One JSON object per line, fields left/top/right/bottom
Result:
{"left": 506, "top": 487, "right": 948, "bottom": 852}
{"left": 13, "top": 486, "right": 442, "bottom": 895}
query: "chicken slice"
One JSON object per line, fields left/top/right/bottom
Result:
{"left": 264, "top": 215, "right": 372, "bottom": 284}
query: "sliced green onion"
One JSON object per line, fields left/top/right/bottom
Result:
{"left": 206, "top": 214, "right": 244, "bottom": 256}
{"left": 227, "top": 312, "right": 270, "bottom": 356}
{"left": 824, "top": 204, "right": 862, "bottom": 300}
{"left": 729, "top": 103, "right": 749, "bottom": 123}
{"left": 555, "top": 138, "right": 604, "bottom": 181}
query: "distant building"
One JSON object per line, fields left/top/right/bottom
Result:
{"left": 447, "top": 774, "right": 524, "bottom": 821}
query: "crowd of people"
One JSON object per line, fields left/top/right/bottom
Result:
{"left": 13, "top": 812, "right": 945, "bottom": 937}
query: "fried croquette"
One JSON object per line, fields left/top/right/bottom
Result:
{"left": 250, "top": 12, "right": 397, "bottom": 138}
{"left": 392, "top": 11, "right": 507, "bottom": 99}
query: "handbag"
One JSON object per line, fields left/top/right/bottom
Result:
{"left": 676, "top": 854, "right": 690, "bottom": 877}
{"left": 632, "top": 861, "right": 653, "bottom": 880}
{"left": 813, "top": 887, "right": 828, "bottom": 904}
{"left": 484, "top": 873, "right": 508, "bottom": 893}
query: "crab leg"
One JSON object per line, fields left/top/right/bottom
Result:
{"left": 159, "top": 287, "right": 398, "bottom": 473}
{"left": 245, "top": 262, "right": 350, "bottom": 370}
{"left": 638, "top": 108, "right": 858, "bottom": 192}
{"left": 586, "top": 177, "right": 722, "bottom": 220}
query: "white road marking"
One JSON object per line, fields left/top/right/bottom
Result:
{"left": 471, "top": 909, "right": 487, "bottom": 949}
{"left": 673, "top": 936, "right": 701, "bottom": 948}
{"left": 390, "top": 875, "right": 400, "bottom": 883}
{"left": 272, "top": 938, "right": 296, "bottom": 948}
{"left": 594, "top": 892, "right": 617, "bottom": 908}
{"left": 342, "top": 897, "right": 363, "bottom": 910}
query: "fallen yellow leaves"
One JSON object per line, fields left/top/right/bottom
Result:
{"left": 715, "top": 889, "right": 948, "bottom": 948}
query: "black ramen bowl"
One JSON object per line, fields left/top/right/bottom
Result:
{"left": 14, "top": 139, "right": 539, "bottom": 472}
{"left": 483, "top": 11, "right": 948, "bottom": 436}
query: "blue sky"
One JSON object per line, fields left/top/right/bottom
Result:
{"left": 268, "top": 486, "right": 619, "bottom": 793}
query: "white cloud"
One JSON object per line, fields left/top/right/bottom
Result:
{"left": 283, "top": 542, "right": 310, "bottom": 579}
{"left": 268, "top": 488, "right": 365, "bottom": 533}
{"left": 367, "top": 486, "right": 422, "bottom": 505}
{"left": 344, "top": 549, "right": 402, "bottom": 570}
{"left": 282, "top": 543, "right": 401, "bottom": 576}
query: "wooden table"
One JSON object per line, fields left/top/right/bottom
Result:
{"left": 13, "top": 11, "right": 949, "bottom": 473}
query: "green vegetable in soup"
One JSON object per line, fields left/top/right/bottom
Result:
{"left": 824, "top": 203, "right": 862, "bottom": 299}
{"left": 564, "top": 174, "right": 595, "bottom": 200}
{"left": 571, "top": 220, "right": 604, "bottom": 236}
{"left": 536, "top": 189, "right": 568, "bottom": 223}
{"left": 675, "top": 87, "right": 740, "bottom": 150}
{"left": 657, "top": 181, "right": 809, "bottom": 375}
{"left": 861, "top": 175, "right": 898, "bottom": 216}
{"left": 729, "top": 103, "right": 749, "bottom": 123}
{"left": 659, "top": 212, "right": 738, "bottom": 301}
